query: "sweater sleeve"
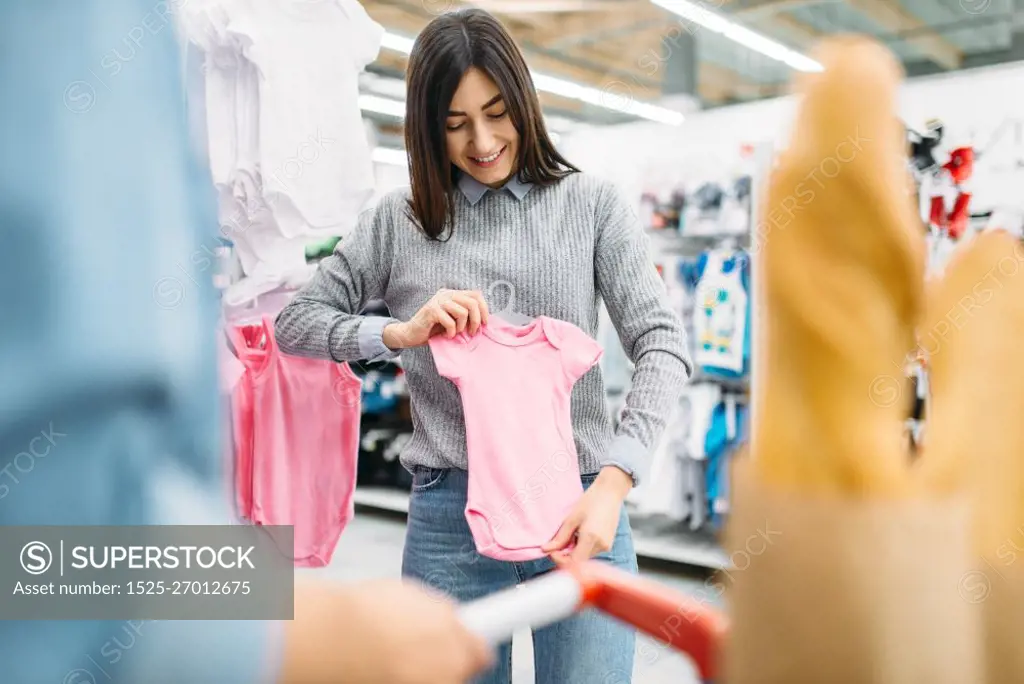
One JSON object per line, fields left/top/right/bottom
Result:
{"left": 593, "top": 179, "right": 693, "bottom": 485}
{"left": 274, "top": 196, "right": 400, "bottom": 363}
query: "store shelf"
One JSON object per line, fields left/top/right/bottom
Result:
{"left": 353, "top": 486, "right": 410, "bottom": 513}
{"left": 632, "top": 530, "right": 728, "bottom": 570}
{"left": 353, "top": 486, "right": 728, "bottom": 571}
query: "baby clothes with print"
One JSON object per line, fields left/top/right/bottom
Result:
{"left": 429, "top": 316, "right": 602, "bottom": 561}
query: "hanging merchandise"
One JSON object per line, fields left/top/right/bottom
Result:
{"left": 229, "top": 315, "right": 363, "bottom": 567}
{"left": 907, "top": 118, "right": 944, "bottom": 177}
{"left": 693, "top": 248, "right": 751, "bottom": 378}
{"left": 429, "top": 316, "right": 601, "bottom": 561}
{"left": 928, "top": 145, "right": 974, "bottom": 240}
{"left": 305, "top": 236, "right": 342, "bottom": 262}
{"left": 639, "top": 191, "right": 658, "bottom": 231}
{"left": 361, "top": 370, "right": 403, "bottom": 415}
{"left": 720, "top": 175, "right": 753, "bottom": 236}
{"left": 704, "top": 397, "right": 748, "bottom": 530}
{"left": 682, "top": 182, "right": 726, "bottom": 236}
{"left": 632, "top": 396, "right": 691, "bottom": 523}
{"left": 643, "top": 188, "right": 686, "bottom": 232}
{"left": 179, "top": 0, "right": 383, "bottom": 305}
{"left": 230, "top": 0, "right": 382, "bottom": 238}
{"left": 681, "top": 383, "right": 722, "bottom": 530}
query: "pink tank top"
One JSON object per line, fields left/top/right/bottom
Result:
{"left": 229, "top": 315, "right": 363, "bottom": 567}
{"left": 429, "top": 315, "right": 603, "bottom": 561}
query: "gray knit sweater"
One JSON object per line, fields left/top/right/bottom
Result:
{"left": 274, "top": 171, "right": 692, "bottom": 484}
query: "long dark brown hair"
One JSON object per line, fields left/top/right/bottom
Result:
{"left": 404, "top": 8, "right": 578, "bottom": 240}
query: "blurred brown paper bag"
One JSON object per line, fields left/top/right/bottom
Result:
{"left": 720, "top": 35, "right": 985, "bottom": 683}
{"left": 724, "top": 462, "right": 980, "bottom": 684}
{"left": 925, "top": 230, "right": 1024, "bottom": 684}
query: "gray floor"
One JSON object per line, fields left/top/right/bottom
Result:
{"left": 301, "top": 510, "right": 719, "bottom": 683}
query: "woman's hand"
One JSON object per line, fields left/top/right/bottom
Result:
{"left": 383, "top": 289, "right": 490, "bottom": 350}
{"left": 542, "top": 467, "right": 633, "bottom": 565}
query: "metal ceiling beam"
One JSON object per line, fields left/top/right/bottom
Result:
{"left": 362, "top": 0, "right": 660, "bottom": 121}
{"left": 902, "top": 23, "right": 1024, "bottom": 78}
{"left": 365, "top": 0, "right": 777, "bottom": 108}
{"left": 547, "top": 18, "right": 666, "bottom": 50}
{"left": 531, "top": 0, "right": 657, "bottom": 47}
{"left": 730, "top": 0, "right": 833, "bottom": 15}
{"left": 363, "top": 0, "right": 630, "bottom": 89}
{"left": 715, "top": 0, "right": 823, "bottom": 51}
{"left": 842, "top": 0, "right": 962, "bottom": 69}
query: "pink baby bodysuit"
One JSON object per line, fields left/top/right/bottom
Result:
{"left": 229, "top": 315, "right": 363, "bottom": 567}
{"left": 429, "top": 315, "right": 603, "bottom": 561}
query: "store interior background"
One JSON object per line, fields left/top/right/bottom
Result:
{"left": 205, "top": 1, "right": 1024, "bottom": 682}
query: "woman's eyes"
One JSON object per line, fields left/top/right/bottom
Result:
{"left": 445, "top": 111, "right": 507, "bottom": 132}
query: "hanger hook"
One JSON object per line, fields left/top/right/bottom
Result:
{"left": 487, "top": 280, "right": 517, "bottom": 316}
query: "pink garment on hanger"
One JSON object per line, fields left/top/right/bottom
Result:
{"left": 429, "top": 315, "right": 602, "bottom": 561}
{"left": 219, "top": 337, "right": 247, "bottom": 392}
{"left": 229, "top": 315, "right": 363, "bottom": 567}
{"left": 220, "top": 333, "right": 251, "bottom": 524}
{"left": 231, "top": 347, "right": 257, "bottom": 524}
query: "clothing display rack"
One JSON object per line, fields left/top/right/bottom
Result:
{"left": 905, "top": 119, "right": 1024, "bottom": 451}
{"left": 609, "top": 142, "right": 770, "bottom": 569}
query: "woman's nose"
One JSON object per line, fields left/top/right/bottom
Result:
{"left": 473, "top": 122, "right": 495, "bottom": 150}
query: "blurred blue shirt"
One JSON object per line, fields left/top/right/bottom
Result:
{"left": 0, "top": 1, "right": 280, "bottom": 682}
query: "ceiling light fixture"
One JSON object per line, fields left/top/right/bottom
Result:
{"left": 649, "top": 0, "right": 823, "bottom": 72}
{"left": 358, "top": 93, "right": 406, "bottom": 118}
{"left": 378, "top": 31, "right": 685, "bottom": 126}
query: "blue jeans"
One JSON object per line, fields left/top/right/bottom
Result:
{"left": 402, "top": 467, "right": 638, "bottom": 684}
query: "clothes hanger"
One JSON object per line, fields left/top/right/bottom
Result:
{"left": 487, "top": 280, "right": 534, "bottom": 326}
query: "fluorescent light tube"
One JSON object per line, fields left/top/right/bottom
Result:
{"left": 378, "top": 31, "right": 685, "bottom": 125}
{"left": 372, "top": 147, "right": 409, "bottom": 166}
{"left": 531, "top": 72, "right": 684, "bottom": 126}
{"left": 650, "top": 0, "right": 823, "bottom": 72}
{"left": 379, "top": 32, "right": 416, "bottom": 55}
{"left": 358, "top": 93, "right": 406, "bottom": 118}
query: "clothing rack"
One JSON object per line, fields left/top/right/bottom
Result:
{"left": 603, "top": 140, "right": 770, "bottom": 570}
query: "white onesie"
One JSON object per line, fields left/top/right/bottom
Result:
{"left": 226, "top": 0, "right": 383, "bottom": 239}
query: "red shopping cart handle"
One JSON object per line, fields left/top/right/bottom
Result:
{"left": 458, "top": 560, "right": 727, "bottom": 681}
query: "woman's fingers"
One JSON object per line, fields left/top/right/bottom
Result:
{"left": 430, "top": 301, "right": 458, "bottom": 338}
{"left": 463, "top": 290, "right": 490, "bottom": 327}
{"left": 542, "top": 513, "right": 581, "bottom": 553}
{"left": 450, "top": 293, "right": 483, "bottom": 334}
{"left": 440, "top": 299, "right": 470, "bottom": 334}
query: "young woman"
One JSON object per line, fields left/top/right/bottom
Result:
{"left": 275, "top": 8, "right": 691, "bottom": 683}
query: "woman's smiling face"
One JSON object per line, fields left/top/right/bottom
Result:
{"left": 445, "top": 67, "right": 519, "bottom": 188}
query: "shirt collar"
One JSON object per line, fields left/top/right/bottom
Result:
{"left": 457, "top": 172, "right": 534, "bottom": 205}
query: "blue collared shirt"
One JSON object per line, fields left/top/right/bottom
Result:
{"left": 457, "top": 172, "right": 534, "bottom": 205}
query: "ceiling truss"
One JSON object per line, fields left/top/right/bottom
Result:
{"left": 360, "top": 0, "right": 1004, "bottom": 122}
